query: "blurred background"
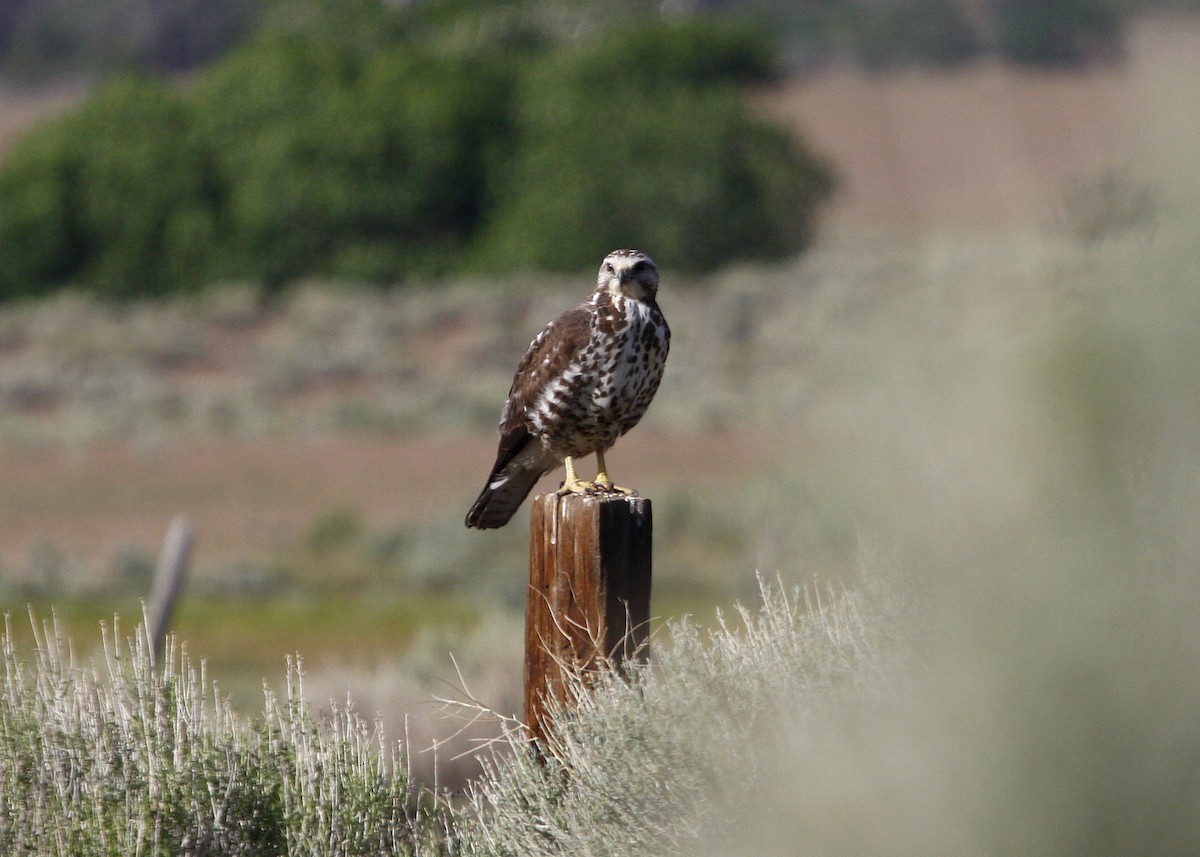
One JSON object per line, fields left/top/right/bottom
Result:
{"left": 1, "top": 0, "right": 1197, "bottom": 786}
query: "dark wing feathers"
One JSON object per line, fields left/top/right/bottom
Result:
{"left": 489, "top": 304, "right": 592, "bottom": 474}
{"left": 464, "top": 304, "right": 593, "bottom": 529}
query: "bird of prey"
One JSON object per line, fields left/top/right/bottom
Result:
{"left": 466, "top": 249, "right": 670, "bottom": 529}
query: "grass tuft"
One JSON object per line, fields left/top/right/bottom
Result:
{"left": 0, "top": 611, "right": 441, "bottom": 855}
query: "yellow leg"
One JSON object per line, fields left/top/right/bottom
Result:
{"left": 557, "top": 455, "right": 595, "bottom": 494}
{"left": 594, "top": 450, "right": 634, "bottom": 495}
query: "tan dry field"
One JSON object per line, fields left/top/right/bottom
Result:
{"left": 763, "top": 62, "right": 1133, "bottom": 231}
{"left": 0, "top": 430, "right": 786, "bottom": 572}
{"left": 762, "top": 17, "right": 1198, "bottom": 231}
{"left": 1, "top": 16, "right": 1197, "bottom": 586}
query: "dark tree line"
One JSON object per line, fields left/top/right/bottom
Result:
{"left": 0, "top": 4, "right": 833, "bottom": 297}
{"left": 2, "top": 0, "right": 1186, "bottom": 85}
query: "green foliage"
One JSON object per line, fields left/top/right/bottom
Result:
{"left": 0, "top": 122, "right": 82, "bottom": 301}
{"left": 190, "top": 36, "right": 516, "bottom": 284}
{"left": 0, "top": 4, "right": 832, "bottom": 299}
{"left": 472, "top": 20, "right": 833, "bottom": 273}
{"left": 0, "top": 75, "right": 220, "bottom": 299}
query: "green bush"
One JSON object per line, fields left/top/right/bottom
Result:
{"left": 0, "top": 6, "right": 833, "bottom": 299}
{"left": 0, "top": 76, "right": 221, "bottom": 299}
{"left": 471, "top": 20, "right": 834, "bottom": 273}
{"left": 190, "top": 37, "right": 516, "bottom": 284}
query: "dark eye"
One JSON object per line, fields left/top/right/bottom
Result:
{"left": 603, "top": 263, "right": 614, "bottom": 274}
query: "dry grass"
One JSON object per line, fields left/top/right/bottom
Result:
{"left": 0, "top": 613, "right": 442, "bottom": 854}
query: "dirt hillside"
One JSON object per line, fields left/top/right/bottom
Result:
{"left": 761, "top": 17, "right": 1199, "bottom": 232}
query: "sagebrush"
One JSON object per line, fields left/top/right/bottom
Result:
{"left": 0, "top": 612, "right": 439, "bottom": 855}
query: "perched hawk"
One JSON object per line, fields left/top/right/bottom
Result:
{"left": 466, "top": 249, "right": 670, "bottom": 529}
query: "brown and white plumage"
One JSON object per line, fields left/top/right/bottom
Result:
{"left": 465, "top": 249, "right": 670, "bottom": 529}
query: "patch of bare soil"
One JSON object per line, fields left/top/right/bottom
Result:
{"left": 0, "top": 84, "right": 85, "bottom": 155}
{"left": 0, "top": 430, "right": 787, "bottom": 573}
{"left": 761, "top": 17, "right": 1198, "bottom": 232}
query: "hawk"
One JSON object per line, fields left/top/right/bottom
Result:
{"left": 466, "top": 249, "right": 670, "bottom": 529}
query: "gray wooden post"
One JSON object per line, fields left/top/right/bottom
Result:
{"left": 147, "top": 515, "right": 194, "bottom": 669}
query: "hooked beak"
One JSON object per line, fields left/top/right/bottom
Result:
{"left": 618, "top": 274, "right": 649, "bottom": 299}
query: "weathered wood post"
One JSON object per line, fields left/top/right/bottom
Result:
{"left": 147, "top": 515, "right": 194, "bottom": 669}
{"left": 524, "top": 491, "right": 652, "bottom": 749}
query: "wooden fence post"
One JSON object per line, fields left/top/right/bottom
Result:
{"left": 147, "top": 515, "right": 194, "bottom": 669}
{"left": 524, "top": 492, "right": 652, "bottom": 749}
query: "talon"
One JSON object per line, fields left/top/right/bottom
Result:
{"left": 557, "top": 478, "right": 598, "bottom": 495}
{"left": 556, "top": 453, "right": 638, "bottom": 498}
{"left": 595, "top": 480, "right": 635, "bottom": 495}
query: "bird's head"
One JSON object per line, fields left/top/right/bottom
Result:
{"left": 597, "top": 249, "right": 659, "bottom": 301}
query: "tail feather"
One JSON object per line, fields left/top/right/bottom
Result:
{"left": 465, "top": 466, "right": 543, "bottom": 529}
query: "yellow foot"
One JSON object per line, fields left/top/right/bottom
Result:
{"left": 556, "top": 455, "right": 599, "bottom": 495}
{"left": 556, "top": 476, "right": 598, "bottom": 495}
{"left": 555, "top": 455, "right": 639, "bottom": 496}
